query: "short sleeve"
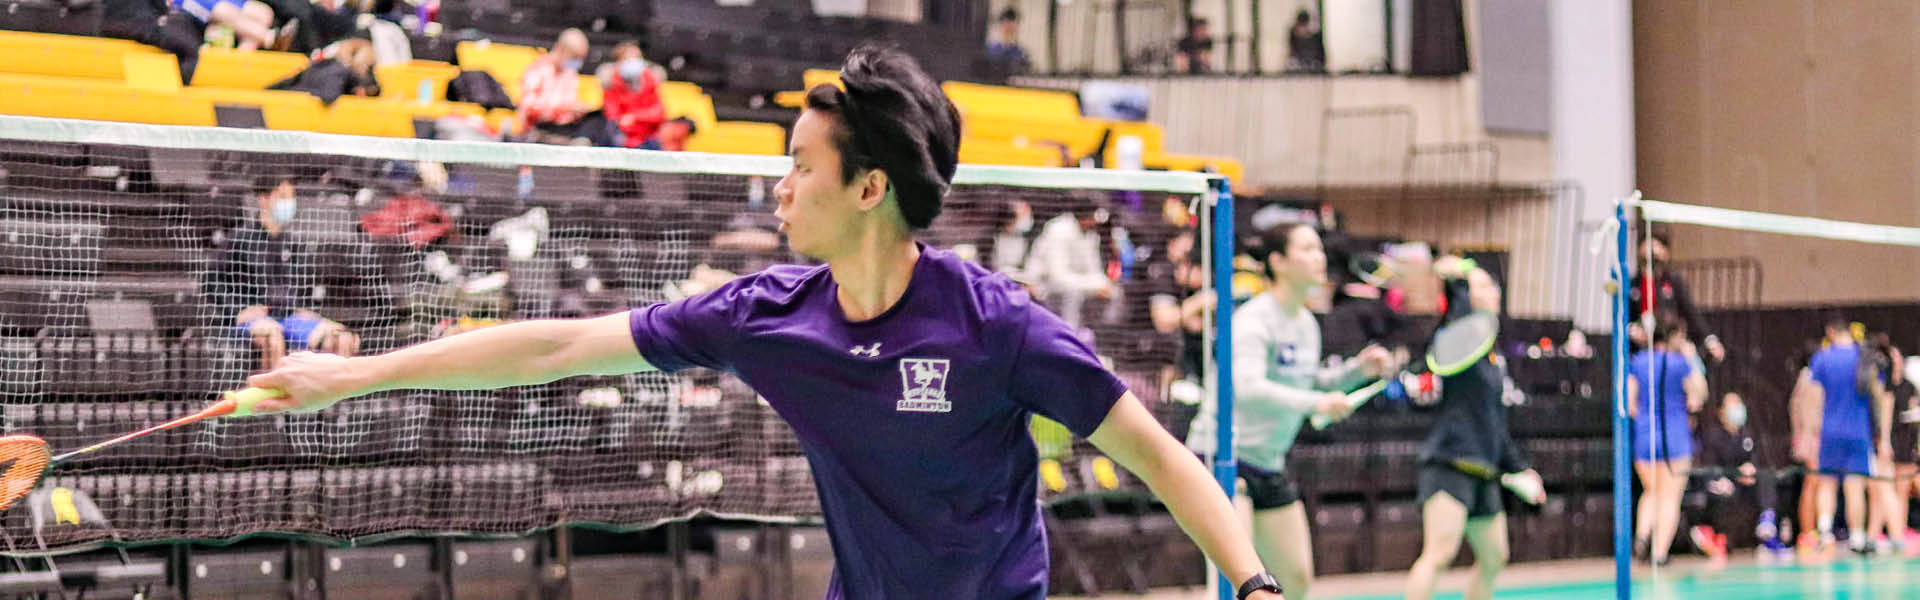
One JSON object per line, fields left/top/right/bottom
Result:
{"left": 627, "top": 278, "right": 751, "bottom": 373}
{"left": 1007, "top": 302, "right": 1128, "bottom": 438}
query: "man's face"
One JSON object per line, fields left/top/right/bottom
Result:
{"left": 774, "top": 110, "right": 870, "bottom": 260}
{"left": 998, "top": 19, "right": 1018, "bottom": 40}
{"left": 257, "top": 181, "right": 293, "bottom": 211}
{"left": 1270, "top": 226, "right": 1327, "bottom": 289}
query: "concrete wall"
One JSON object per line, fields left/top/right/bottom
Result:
{"left": 1634, "top": 0, "right": 1920, "bottom": 306}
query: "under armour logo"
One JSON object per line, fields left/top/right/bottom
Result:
{"left": 850, "top": 343, "right": 882, "bottom": 358}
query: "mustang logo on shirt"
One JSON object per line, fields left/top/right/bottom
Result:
{"left": 897, "top": 358, "right": 952, "bottom": 413}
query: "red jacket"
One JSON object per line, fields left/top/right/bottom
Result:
{"left": 603, "top": 69, "right": 665, "bottom": 148}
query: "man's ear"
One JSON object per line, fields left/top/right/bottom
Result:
{"left": 855, "top": 169, "right": 891, "bottom": 212}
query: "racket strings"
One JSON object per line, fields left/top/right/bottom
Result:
{"left": 0, "top": 436, "right": 51, "bottom": 512}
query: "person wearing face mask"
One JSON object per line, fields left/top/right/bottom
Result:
{"left": 595, "top": 41, "right": 665, "bottom": 149}
{"left": 1688, "top": 392, "right": 1780, "bottom": 561}
{"left": 517, "top": 29, "right": 599, "bottom": 145}
{"left": 203, "top": 174, "right": 362, "bottom": 373}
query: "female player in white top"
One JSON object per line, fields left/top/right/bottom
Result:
{"left": 1189, "top": 223, "right": 1393, "bottom": 597}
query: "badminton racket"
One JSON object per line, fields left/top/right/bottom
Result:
{"left": 1310, "top": 311, "right": 1500, "bottom": 430}
{"left": 0, "top": 387, "right": 284, "bottom": 511}
{"left": 1348, "top": 251, "right": 1398, "bottom": 288}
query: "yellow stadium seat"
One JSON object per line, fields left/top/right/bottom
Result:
{"left": 659, "top": 81, "right": 717, "bottom": 133}
{"left": 189, "top": 48, "right": 309, "bottom": 89}
{"left": 175, "top": 87, "right": 325, "bottom": 131}
{"left": 0, "top": 74, "right": 214, "bottom": 126}
{"left": 325, "top": 95, "right": 488, "bottom": 138}
{"left": 685, "top": 121, "right": 786, "bottom": 156}
{"left": 941, "top": 81, "right": 1083, "bottom": 120}
{"left": 487, "top": 108, "right": 520, "bottom": 137}
{"left": 803, "top": 69, "right": 841, "bottom": 91}
{"left": 958, "top": 137, "right": 1064, "bottom": 168}
{"left": 455, "top": 41, "right": 543, "bottom": 101}
{"left": 577, "top": 76, "right": 603, "bottom": 111}
{"left": 1149, "top": 152, "right": 1244, "bottom": 185}
{"left": 0, "top": 31, "right": 162, "bottom": 80}
{"left": 941, "top": 81, "right": 1106, "bottom": 160}
{"left": 317, "top": 97, "right": 416, "bottom": 138}
{"left": 121, "top": 53, "right": 183, "bottom": 93}
{"left": 375, "top": 60, "right": 461, "bottom": 102}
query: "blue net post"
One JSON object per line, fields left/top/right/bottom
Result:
{"left": 1210, "top": 178, "right": 1238, "bottom": 600}
{"left": 1611, "top": 199, "right": 1633, "bottom": 600}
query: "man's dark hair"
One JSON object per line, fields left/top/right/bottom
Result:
{"left": 251, "top": 173, "right": 292, "bottom": 198}
{"left": 1250, "top": 222, "right": 1315, "bottom": 279}
{"left": 1190, "top": 17, "right": 1210, "bottom": 30}
{"left": 998, "top": 7, "right": 1019, "bottom": 23}
{"left": 1825, "top": 316, "right": 1850, "bottom": 336}
{"left": 803, "top": 45, "right": 960, "bottom": 230}
{"left": 1295, "top": 10, "right": 1311, "bottom": 25}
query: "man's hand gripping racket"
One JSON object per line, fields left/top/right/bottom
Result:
{"left": 0, "top": 387, "right": 293, "bottom": 511}
{"left": 1310, "top": 311, "right": 1500, "bottom": 430}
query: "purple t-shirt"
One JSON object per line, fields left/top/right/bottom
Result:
{"left": 628, "top": 244, "right": 1126, "bottom": 600}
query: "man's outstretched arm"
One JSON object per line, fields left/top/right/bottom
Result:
{"left": 245, "top": 311, "right": 651, "bottom": 413}
{"left": 1089, "top": 392, "right": 1281, "bottom": 599}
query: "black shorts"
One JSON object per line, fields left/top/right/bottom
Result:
{"left": 1238, "top": 461, "right": 1302, "bottom": 511}
{"left": 1418, "top": 464, "right": 1504, "bottom": 519}
{"left": 1893, "top": 424, "right": 1917, "bottom": 466}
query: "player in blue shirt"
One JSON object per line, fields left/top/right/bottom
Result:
{"left": 245, "top": 46, "right": 1282, "bottom": 600}
{"left": 1796, "top": 318, "right": 1892, "bottom": 556}
{"left": 1625, "top": 315, "right": 1705, "bottom": 565}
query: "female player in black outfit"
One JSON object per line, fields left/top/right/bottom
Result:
{"left": 1404, "top": 256, "right": 1544, "bottom": 600}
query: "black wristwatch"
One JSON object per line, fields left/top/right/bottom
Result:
{"left": 1237, "top": 571, "right": 1283, "bottom": 599}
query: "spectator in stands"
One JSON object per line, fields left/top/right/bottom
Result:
{"left": 517, "top": 29, "right": 610, "bottom": 146}
{"left": 638, "top": 117, "right": 698, "bottom": 151}
{"left": 269, "top": 38, "right": 380, "bottom": 104}
{"left": 1688, "top": 392, "right": 1781, "bottom": 561}
{"left": 100, "top": 0, "right": 204, "bottom": 82}
{"left": 1175, "top": 17, "right": 1215, "bottom": 74}
{"left": 1628, "top": 230, "right": 1725, "bottom": 363}
{"left": 986, "top": 199, "right": 1034, "bottom": 275}
{"left": 1286, "top": 10, "right": 1326, "bottom": 73}
{"left": 173, "top": 0, "right": 282, "bottom": 51}
{"left": 985, "top": 7, "right": 1032, "bottom": 76}
{"left": 594, "top": 42, "right": 666, "bottom": 149}
{"left": 1024, "top": 195, "right": 1118, "bottom": 332}
{"left": 204, "top": 174, "right": 362, "bottom": 373}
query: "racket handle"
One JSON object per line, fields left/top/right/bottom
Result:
{"left": 217, "top": 387, "right": 287, "bottom": 418}
{"left": 1310, "top": 379, "right": 1391, "bottom": 430}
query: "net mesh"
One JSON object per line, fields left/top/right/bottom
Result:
{"left": 0, "top": 115, "right": 1214, "bottom": 551}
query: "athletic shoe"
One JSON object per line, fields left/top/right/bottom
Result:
{"left": 1691, "top": 525, "right": 1727, "bottom": 559}
{"left": 1634, "top": 536, "right": 1651, "bottom": 562}
{"left": 1756, "top": 509, "right": 1779, "bottom": 544}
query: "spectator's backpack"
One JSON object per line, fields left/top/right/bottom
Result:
{"left": 447, "top": 71, "right": 514, "bottom": 110}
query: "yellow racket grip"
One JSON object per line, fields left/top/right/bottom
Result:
{"left": 224, "top": 388, "right": 287, "bottom": 417}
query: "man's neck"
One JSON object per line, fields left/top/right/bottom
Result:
{"left": 1268, "top": 281, "right": 1307, "bottom": 315}
{"left": 828, "top": 231, "right": 921, "bottom": 323}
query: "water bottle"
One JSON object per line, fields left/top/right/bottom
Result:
{"left": 417, "top": 79, "right": 433, "bottom": 105}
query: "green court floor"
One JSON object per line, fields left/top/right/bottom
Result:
{"left": 1334, "top": 558, "right": 1920, "bottom": 600}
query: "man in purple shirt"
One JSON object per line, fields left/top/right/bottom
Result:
{"left": 247, "top": 46, "right": 1282, "bottom": 600}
